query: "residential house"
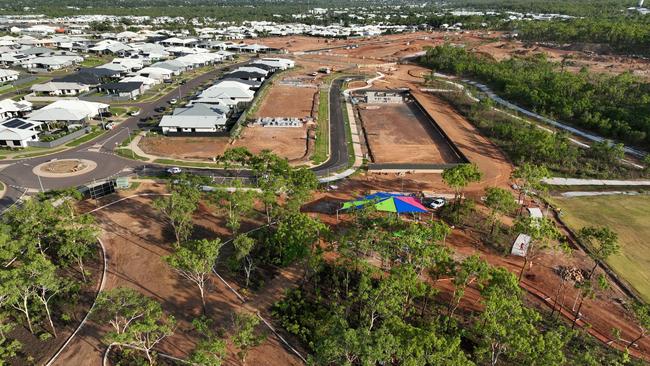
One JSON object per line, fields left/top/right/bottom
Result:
{"left": 27, "top": 100, "right": 109, "bottom": 125}
{"left": 136, "top": 66, "right": 174, "bottom": 81}
{"left": 97, "top": 82, "right": 144, "bottom": 99}
{"left": 22, "top": 55, "right": 83, "bottom": 71}
{"left": 226, "top": 70, "right": 266, "bottom": 82}
{"left": 159, "top": 103, "right": 228, "bottom": 135}
{"left": 159, "top": 37, "right": 199, "bottom": 47}
{"left": 120, "top": 75, "right": 159, "bottom": 90}
{"left": 255, "top": 57, "right": 295, "bottom": 70}
{"left": 30, "top": 81, "right": 89, "bottom": 96}
{"left": 0, "top": 118, "right": 42, "bottom": 148}
{"left": 0, "top": 69, "right": 19, "bottom": 84}
{"left": 233, "top": 66, "right": 270, "bottom": 76}
{"left": 0, "top": 99, "right": 33, "bottom": 121}
{"left": 195, "top": 84, "right": 255, "bottom": 106}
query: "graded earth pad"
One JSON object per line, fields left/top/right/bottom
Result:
{"left": 358, "top": 101, "right": 463, "bottom": 165}
{"left": 139, "top": 135, "right": 230, "bottom": 160}
{"left": 255, "top": 85, "right": 317, "bottom": 118}
{"left": 233, "top": 126, "right": 309, "bottom": 162}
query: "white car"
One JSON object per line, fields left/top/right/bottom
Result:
{"left": 105, "top": 122, "right": 116, "bottom": 130}
{"left": 169, "top": 98, "right": 178, "bottom": 105}
{"left": 429, "top": 198, "right": 446, "bottom": 209}
{"left": 129, "top": 109, "right": 141, "bottom": 116}
{"left": 166, "top": 167, "right": 182, "bottom": 174}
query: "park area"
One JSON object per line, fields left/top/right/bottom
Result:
{"left": 358, "top": 101, "right": 464, "bottom": 164}
{"left": 551, "top": 194, "right": 650, "bottom": 302}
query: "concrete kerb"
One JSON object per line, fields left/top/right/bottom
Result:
{"left": 33, "top": 159, "right": 98, "bottom": 178}
{"left": 45, "top": 238, "right": 108, "bottom": 366}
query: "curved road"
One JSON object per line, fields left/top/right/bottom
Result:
{"left": 0, "top": 75, "right": 354, "bottom": 210}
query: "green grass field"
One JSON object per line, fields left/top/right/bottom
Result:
{"left": 552, "top": 195, "right": 650, "bottom": 302}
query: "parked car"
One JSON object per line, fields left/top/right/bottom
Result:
{"left": 166, "top": 167, "right": 182, "bottom": 174}
{"left": 154, "top": 106, "right": 166, "bottom": 113}
{"left": 169, "top": 98, "right": 178, "bottom": 105}
{"left": 105, "top": 122, "right": 116, "bottom": 130}
{"left": 429, "top": 198, "right": 446, "bottom": 209}
{"left": 163, "top": 79, "right": 173, "bottom": 84}
{"left": 129, "top": 109, "right": 141, "bottom": 116}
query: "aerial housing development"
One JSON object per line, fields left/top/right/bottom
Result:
{"left": 0, "top": 1, "right": 649, "bottom": 365}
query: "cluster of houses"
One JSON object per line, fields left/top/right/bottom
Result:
{"left": 0, "top": 97, "right": 108, "bottom": 147}
{"left": 159, "top": 57, "right": 295, "bottom": 135}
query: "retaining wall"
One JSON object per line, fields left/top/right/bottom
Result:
{"left": 27, "top": 127, "right": 92, "bottom": 148}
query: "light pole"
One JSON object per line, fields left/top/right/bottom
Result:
{"left": 126, "top": 127, "right": 134, "bottom": 160}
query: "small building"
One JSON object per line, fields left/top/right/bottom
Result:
{"left": 0, "top": 99, "right": 33, "bottom": 121}
{"left": 511, "top": 234, "right": 531, "bottom": 257}
{"left": 365, "top": 90, "right": 404, "bottom": 104}
{"left": 0, "top": 118, "right": 42, "bottom": 147}
{"left": 97, "top": 82, "right": 144, "bottom": 99}
{"left": 0, "top": 69, "right": 19, "bottom": 84}
{"left": 31, "top": 81, "right": 89, "bottom": 96}
{"left": 27, "top": 100, "right": 109, "bottom": 125}
{"left": 159, "top": 103, "right": 228, "bottom": 135}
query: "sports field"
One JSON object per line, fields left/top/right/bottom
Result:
{"left": 552, "top": 194, "right": 650, "bottom": 302}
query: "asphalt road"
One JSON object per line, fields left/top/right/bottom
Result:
{"left": 0, "top": 73, "right": 355, "bottom": 210}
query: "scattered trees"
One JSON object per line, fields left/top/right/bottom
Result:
{"left": 484, "top": 186, "right": 517, "bottom": 236}
{"left": 153, "top": 178, "right": 201, "bottom": 244}
{"left": 165, "top": 238, "right": 222, "bottom": 314}
{"left": 232, "top": 311, "right": 266, "bottom": 365}
{"left": 578, "top": 226, "right": 620, "bottom": 280}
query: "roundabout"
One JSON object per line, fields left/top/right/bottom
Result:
{"left": 33, "top": 159, "right": 98, "bottom": 178}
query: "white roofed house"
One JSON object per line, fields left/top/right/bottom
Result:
{"left": 120, "top": 75, "right": 159, "bottom": 90}
{"left": 0, "top": 118, "right": 43, "bottom": 148}
{"left": 159, "top": 103, "right": 228, "bottom": 135}
{"left": 256, "top": 57, "right": 295, "bottom": 70}
{"left": 27, "top": 100, "right": 109, "bottom": 127}
{"left": 0, "top": 99, "right": 33, "bottom": 121}
{"left": 0, "top": 69, "right": 20, "bottom": 84}
{"left": 97, "top": 82, "right": 144, "bottom": 100}
{"left": 30, "top": 82, "right": 90, "bottom": 96}
{"left": 233, "top": 66, "right": 270, "bottom": 77}
{"left": 194, "top": 84, "right": 255, "bottom": 108}
{"left": 159, "top": 37, "right": 199, "bottom": 47}
{"left": 136, "top": 66, "right": 174, "bottom": 81}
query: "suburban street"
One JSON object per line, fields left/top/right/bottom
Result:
{"left": 0, "top": 72, "right": 353, "bottom": 210}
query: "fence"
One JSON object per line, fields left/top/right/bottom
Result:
{"left": 24, "top": 93, "right": 79, "bottom": 103}
{"left": 27, "top": 127, "right": 92, "bottom": 148}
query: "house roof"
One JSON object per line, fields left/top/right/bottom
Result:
{"left": 98, "top": 82, "right": 143, "bottom": 92}
{"left": 27, "top": 100, "right": 108, "bottom": 122}
{"left": 120, "top": 75, "right": 157, "bottom": 85}
{"left": 227, "top": 70, "right": 266, "bottom": 80}
{"left": 233, "top": 66, "right": 269, "bottom": 75}
{"left": 0, "top": 69, "right": 20, "bottom": 78}
{"left": 0, "top": 99, "right": 32, "bottom": 115}
{"left": 55, "top": 72, "right": 102, "bottom": 85}
{"left": 199, "top": 84, "right": 255, "bottom": 99}
{"left": 31, "top": 82, "right": 87, "bottom": 92}
{"left": 79, "top": 67, "right": 121, "bottom": 77}
{"left": 159, "top": 114, "right": 227, "bottom": 129}
{"left": 173, "top": 103, "right": 226, "bottom": 117}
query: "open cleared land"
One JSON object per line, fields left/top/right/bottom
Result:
{"left": 358, "top": 100, "right": 462, "bottom": 165}
{"left": 139, "top": 128, "right": 309, "bottom": 162}
{"left": 139, "top": 135, "right": 230, "bottom": 160}
{"left": 255, "top": 85, "right": 317, "bottom": 118}
{"left": 551, "top": 195, "right": 650, "bottom": 303}
{"left": 234, "top": 126, "right": 309, "bottom": 162}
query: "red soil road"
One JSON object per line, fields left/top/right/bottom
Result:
{"left": 52, "top": 188, "right": 302, "bottom": 366}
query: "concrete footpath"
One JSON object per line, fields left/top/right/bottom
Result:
{"left": 544, "top": 177, "right": 650, "bottom": 186}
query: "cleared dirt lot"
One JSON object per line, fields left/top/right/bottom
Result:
{"left": 358, "top": 101, "right": 463, "bottom": 164}
{"left": 255, "top": 85, "right": 317, "bottom": 118}
{"left": 139, "top": 135, "right": 230, "bottom": 160}
{"left": 234, "top": 126, "right": 309, "bottom": 163}
{"left": 139, "top": 129, "right": 308, "bottom": 163}
{"left": 53, "top": 189, "right": 303, "bottom": 366}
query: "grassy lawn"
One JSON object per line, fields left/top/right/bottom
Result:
{"left": 312, "top": 88, "right": 330, "bottom": 164}
{"left": 65, "top": 129, "right": 105, "bottom": 147}
{"left": 80, "top": 56, "right": 109, "bottom": 68}
{"left": 14, "top": 147, "right": 66, "bottom": 159}
{"left": 116, "top": 148, "right": 149, "bottom": 161}
{"left": 551, "top": 195, "right": 650, "bottom": 302}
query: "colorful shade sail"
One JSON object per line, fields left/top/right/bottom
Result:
{"left": 342, "top": 192, "right": 428, "bottom": 213}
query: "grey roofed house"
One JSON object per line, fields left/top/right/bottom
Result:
{"left": 20, "top": 46, "right": 55, "bottom": 56}
{"left": 79, "top": 67, "right": 122, "bottom": 78}
{"left": 248, "top": 63, "right": 276, "bottom": 72}
{"left": 55, "top": 71, "right": 102, "bottom": 86}
{"left": 98, "top": 82, "right": 143, "bottom": 93}
{"left": 226, "top": 70, "right": 266, "bottom": 81}
{"left": 159, "top": 112, "right": 228, "bottom": 134}
{"left": 173, "top": 102, "right": 228, "bottom": 117}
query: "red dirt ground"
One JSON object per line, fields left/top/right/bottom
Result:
{"left": 52, "top": 186, "right": 303, "bottom": 366}
{"left": 255, "top": 85, "right": 317, "bottom": 119}
{"left": 139, "top": 135, "right": 230, "bottom": 160}
{"left": 233, "top": 126, "right": 309, "bottom": 163}
{"left": 358, "top": 101, "right": 463, "bottom": 164}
